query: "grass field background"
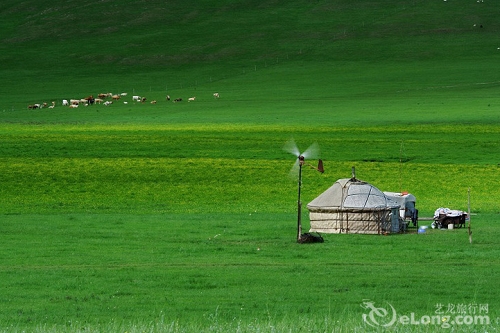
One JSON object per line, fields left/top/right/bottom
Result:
{"left": 1, "top": 0, "right": 499, "bottom": 331}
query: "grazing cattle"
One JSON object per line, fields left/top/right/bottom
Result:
{"left": 62, "top": 99, "right": 69, "bottom": 106}
{"left": 69, "top": 104, "right": 79, "bottom": 108}
{"left": 120, "top": 92, "right": 127, "bottom": 96}
{"left": 94, "top": 98, "right": 103, "bottom": 104}
{"left": 150, "top": 100, "right": 157, "bottom": 104}
{"left": 29, "top": 103, "right": 45, "bottom": 109}
{"left": 141, "top": 97, "right": 147, "bottom": 103}
{"left": 132, "top": 95, "right": 141, "bottom": 102}
{"left": 70, "top": 99, "right": 79, "bottom": 105}
{"left": 112, "top": 94, "right": 120, "bottom": 100}
{"left": 188, "top": 97, "right": 196, "bottom": 102}
{"left": 174, "top": 98, "right": 182, "bottom": 102}
{"left": 98, "top": 93, "right": 111, "bottom": 99}
{"left": 48, "top": 101, "right": 55, "bottom": 109}
{"left": 166, "top": 95, "right": 171, "bottom": 101}
{"left": 104, "top": 101, "right": 112, "bottom": 106}
{"left": 85, "top": 95, "right": 95, "bottom": 105}
{"left": 213, "top": 92, "right": 220, "bottom": 99}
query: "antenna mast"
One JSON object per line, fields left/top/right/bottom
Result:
{"left": 399, "top": 140, "right": 404, "bottom": 193}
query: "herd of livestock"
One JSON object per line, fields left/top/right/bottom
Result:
{"left": 27, "top": 92, "right": 220, "bottom": 110}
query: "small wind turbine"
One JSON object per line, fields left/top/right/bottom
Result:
{"left": 284, "top": 139, "right": 324, "bottom": 242}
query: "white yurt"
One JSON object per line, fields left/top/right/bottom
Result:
{"left": 307, "top": 177, "right": 400, "bottom": 234}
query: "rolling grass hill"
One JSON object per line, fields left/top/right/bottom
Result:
{"left": 1, "top": 0, "right": 499, "bottom": 105}
{"left": 1, "top": 0, "right": 499, "bottom": 332}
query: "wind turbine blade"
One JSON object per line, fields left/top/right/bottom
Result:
{"left": 289, "top": 159, "right": 300, "bottom": 179}
{"left": 283, "top": 138, "right": 300, "bottom": 157}
{"left": 302, "top": 142, "right": 319, "bottom": 160}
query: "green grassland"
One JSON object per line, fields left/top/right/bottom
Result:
{"left": 1, "top": 0, "right": 500, "bottom": 331}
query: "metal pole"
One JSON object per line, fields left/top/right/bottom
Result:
{"left": 468, "top": 188, "right": 472, "bottom": 244}
{"left": 297, "top": 156, "right": 305, "bottom": 242}
{"left": 297, "top": 162, "right": 302, "bottom": 242}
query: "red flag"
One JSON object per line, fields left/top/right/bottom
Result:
{"left": 317, "top": 159, "right": 324, "bottom": 173}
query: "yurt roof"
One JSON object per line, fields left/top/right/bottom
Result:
{"left": 307, "top": 178, "right": 399, "bottom": 210}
